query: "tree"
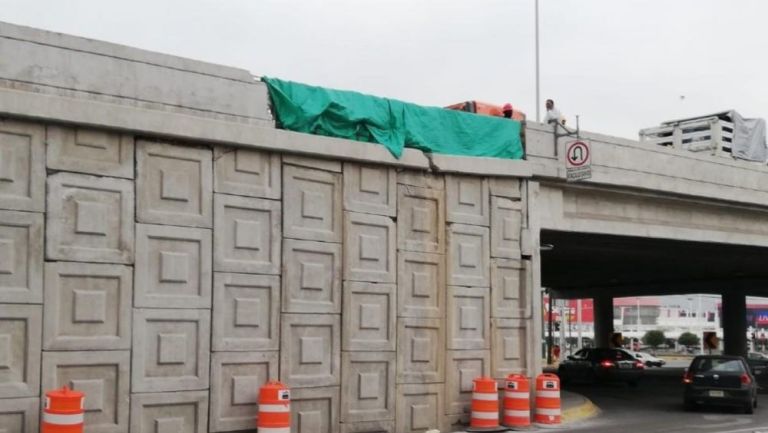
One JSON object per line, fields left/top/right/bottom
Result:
{"left": 642, "top": 330, "right": 666, "bottom": 349}
{"left": 678, "top": 332, "right": 700, "bottom": 347}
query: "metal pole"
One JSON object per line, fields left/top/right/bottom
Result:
{"left": 547, "top": 294, "right": 553, "bottom": 364}
{"left": 577, "top": 299, "right": 583, "bottom": 349}
{"left": 535, "top": 0, "right": 541, "bottom": 122}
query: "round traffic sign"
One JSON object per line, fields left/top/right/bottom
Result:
{"left": 566, "top": 141, "right": 590, "bottom": 167}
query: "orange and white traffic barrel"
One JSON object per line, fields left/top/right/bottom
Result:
{"left": 42, "top": 386, "right": 85, "bottom": 433}
{"left": 257, "top": 380, "right": 290, "bottom": 433}
{"left": 503, "top": 374, "right": 530, "bottom": 428}
{"left": 470, "top": 376, "right": 500, "bottom": 429}
{"left": 534, "top": 373, "right": 561, "bottom": 425}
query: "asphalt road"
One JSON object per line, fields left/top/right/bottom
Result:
{"left": 561, "top": 367, "right": 768, "bottom": 433}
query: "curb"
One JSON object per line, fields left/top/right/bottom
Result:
{"left": 561, "top": 397, "right": 600, "bottom": 423}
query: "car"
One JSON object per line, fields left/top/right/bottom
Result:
{"left": 633, "top": 351, "right": 666, "bottom": 367}
{"left": 683, "top": 355, "right": 757, "bottom": 413}
{"left": 746, "top": 352, "right": 768, "bottom": 387}
{"left": 558, "top": 348, "right": 645, "bottom": 387}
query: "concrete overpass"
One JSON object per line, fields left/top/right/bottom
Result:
{"left": 525, "top": 122, "right": 768, "bottom": 355}
{"left": 1, "top": 20, "right": 768, "bottom": 432}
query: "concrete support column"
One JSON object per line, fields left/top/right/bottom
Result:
{"left": 593, "top": 295, "right": 614, "bottom": 348}
{"left": 722, "top": 291, "right": 747, "bottom": 356}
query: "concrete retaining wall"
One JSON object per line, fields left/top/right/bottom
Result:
{"left": 0, "top": 116, "right": 534, "bottom": 433}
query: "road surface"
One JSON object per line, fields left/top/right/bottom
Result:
{"left": 562, "top": 367, "right": 768, "bottom": 433}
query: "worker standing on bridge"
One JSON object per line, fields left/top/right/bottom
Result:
{"left": 502, "top": 103, "right": 515, "bottom": 119}
{"left": 545, "top": 99, "right": 565, "bottom": 125}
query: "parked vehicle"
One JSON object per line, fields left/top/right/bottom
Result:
{"left": 633, "top": 351, "right": 666, "bottom": 367}
{"left": 558, "top": 348, "right": 644, "bottom": 387}
{"left": 683, "top": 355, "right": 757, "bottom": 413}
{"left": 746, "top": 352, "right": 768, "bottom": 388}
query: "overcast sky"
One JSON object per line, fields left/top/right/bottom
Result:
{"left": 2, "top": 0, "right": 767, "bottom": 138}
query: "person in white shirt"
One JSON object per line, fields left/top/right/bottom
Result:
{"left": 544, "top": 99, "right": 565, "bottom": 125}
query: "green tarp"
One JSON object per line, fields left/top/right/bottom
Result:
{"left": 263, "top": 77, "right": 523, "bottom": 160}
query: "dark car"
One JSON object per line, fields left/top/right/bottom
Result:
{"left": 683, "top": 355, "right": 758, "bottom": 413}
{"left": 558, "top": 348, "right": 645, "bottom": 386}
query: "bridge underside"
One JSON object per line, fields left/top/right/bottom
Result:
{"left": 541, "top": 230, "right": 768, "bottom": 355}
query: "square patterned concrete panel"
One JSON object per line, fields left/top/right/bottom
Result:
{"left": 340, "top": 351, "right": 395, "bottom": 423}
{"left": 491, "top": 196, "right": 522, "bottom": 259}
{"left": 212, "top": 273, "right": 279, "bottom": 352}
{"left": 290, "top": 386, "right": 340, "bottom": 433}
{"left": 43, "top": 262, "right": 132, "bottom": 350}
{"left": 445, "top": 350, "right": 490, "bottom": 415}
{"left": 397, "top": 171, "right": 444, "bottom": 190}
{"left": 283, "top": 165, "right": 342, "bottom": 243}
{"left": 395, "top": 383, "right": 444, "bottom": 433}
{"left": 213, "top": 194, "right": 281, "bottom": 274}
{"left": 491, "top": 318, "right": 528, "bottom": 379}
{"left": 397, "top": 252, "right": 444, "bottom": 319}
{"left": 489, "top": 177, "right": 521, "bottom": 199}
{"left": 340, "top": 420, "right": 395, "bottom": 433}
{"left": 0, "top": 210, "right": 43, "bottom": 303}
{"left": 0, "top": 304, "right": 41, "bottom": 398}
{"left": 46, "top": 172, "right": 135, "bottom": 264}
{"left": 0, "top": 397, "right": 39, "bottom": 433}
{"left": 447, "top": 223, "right": 490, "bottom": 287}
{"left": 213, "top": 146, "right": 281, "bottom": 199}
{"left": 130, "top": 390, "right": 208, "bottom": 433}
{"left": 447, "top": 286, "right": 490, "bottom": 350}
{"left": 0, "top": 120, "right": 45, "bottom": 212}
{"left": 46, "top": 126, "right": 134, "bottom": 178}
{"left": 132, "top": 309, "right": 210, "bottom": 393}
{"left": 41, "top": 350, "right": 129, "bottom": 433}
{"left": 136, "top": 140, "right": 213, "bottom": 228}
{"left": 445, "top": 175, "right": 489, "bottom": 226}
{"left": 491, "top": 258, "right": 529, "bottom": 319}
{"left": 396, "top": 185, "right": 444, "bottom": 254}
{"left": 280, "top": 313, "right": 340, "bottom": 388}
{"left": 134, "top": 224, "right": 212, "bottom": 309}
{"left": 283, "top": 239, "right": 341, "bottom": 314}
{"left": 344, "top": 212, "right": 396, "bottom": 283}
{"left": 209, "top": 351, "right": 278, "bottom": 432}
{"left": 283, "top": 154, "right": 342, "bottom": 172}
{"left": 342, "top": 282, "right": 395, "bottom": 352}
{"left": 343, "top": 163, "right": 396, "bottom": 216}
{"left": 396, "top": 317, "right": 444, "bottom": 384}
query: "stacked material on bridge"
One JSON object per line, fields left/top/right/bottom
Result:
{"left": 639, "top": 110, "right": 768, "bottom": 162}
{"left": 263, "top": 77, "right": 524, "bottom": 160}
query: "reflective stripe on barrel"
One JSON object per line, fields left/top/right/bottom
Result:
{"left": 503, "top": 374, "right": 530, "bottom": 428}
{"left": 470, "top": 376, "right": 500, "bottom": 428}
{"left": 534, "top": 373, "right": 561, "bottom": 425}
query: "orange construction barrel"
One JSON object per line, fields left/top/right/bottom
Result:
{"left": 42, "top": 386, "right": 85, "bottom": 433}
{"left": 470, "top": 376, "right": 500, "bottom": 429}
{"left": 503, "top": 374, "right": 531, "bottom": 428}
{"left": 257, "top": 380, "right": 290, "bottom": 433}
{"left": 534, "top": 373, "right": 561, "bottom": 425}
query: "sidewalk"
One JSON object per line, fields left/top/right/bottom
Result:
{"left": 452, "top": 390, "right": 600, "bottom": 432}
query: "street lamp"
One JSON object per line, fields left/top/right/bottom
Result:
{"left": 534, "top": 0, "right": 541, "bottom": 122}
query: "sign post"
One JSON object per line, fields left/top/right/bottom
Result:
{"left": 565, "top": 140, "right": 591, "bottom": 182}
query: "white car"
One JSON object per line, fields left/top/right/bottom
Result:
{"left": 633, "top": 351, "right": 666, "bottom": 367}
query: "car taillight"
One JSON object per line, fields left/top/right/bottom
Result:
{"left": 635, "top": 360, "right": 645, "bottom": 369}
{"left": 682, "top": 371, "right": 693, "bottom": 384}
{"left": 741, "top": 374, "right": 752, "bottom": 385}
{"left": 600, "top": 360, "right": 615, "bottom": 368}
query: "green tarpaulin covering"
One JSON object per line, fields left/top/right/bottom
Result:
{"left": 263, "top": 77, "right": 524, "bottom": 160}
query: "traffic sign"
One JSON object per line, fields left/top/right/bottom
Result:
{"left": 703, "top": 332, "right": 719, "bottom": 350}
{"left": 610, "top": 332, "right": 623, "bottom": 348}
{"left": 565, "top": 140, "right": 591, "bottom": 182}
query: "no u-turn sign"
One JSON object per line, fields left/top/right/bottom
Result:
{"left": 565, "top": 140, "right": 591, "bottom": 182}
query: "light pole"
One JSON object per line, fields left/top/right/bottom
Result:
{"left": 534, "top": 0, "right": 541, "bottom": 122}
